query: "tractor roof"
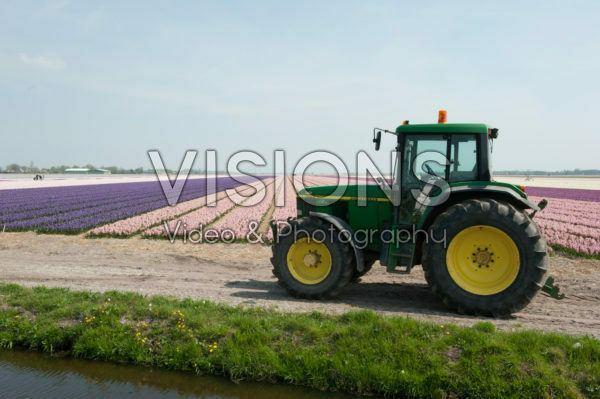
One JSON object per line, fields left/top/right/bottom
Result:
{"left": 395, "top": 123, "right": 491, "bottom": 134}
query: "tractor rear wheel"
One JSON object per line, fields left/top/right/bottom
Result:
{"left": 422, "top": 199, "right": 547, "bottom": 316}
{"left": 271, "top": 217, "right": 354, "bottom": 299}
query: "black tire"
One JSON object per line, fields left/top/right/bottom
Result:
{"left": 270, "top": 217, "right": 354, "bottom": 299}
{"left": 422, "top": 199, "right": 547, "bottom": 317}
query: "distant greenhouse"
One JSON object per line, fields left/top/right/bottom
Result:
{"left": 64, "top": 168, "right": 111, "bottom": 175}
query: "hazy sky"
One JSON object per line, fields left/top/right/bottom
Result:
{"left": 1, "top": 1, "right": 599, "bottom": 173}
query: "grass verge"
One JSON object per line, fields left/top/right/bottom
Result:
{"left": 0, "top": 282, "right": 599, "bottom": 398}
{"left": 550, "top": 244, "right": 600, "bottom": 260}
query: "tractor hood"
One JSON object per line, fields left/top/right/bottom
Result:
{"left": 298, "top": 183, "right": 390, "bottom": 202}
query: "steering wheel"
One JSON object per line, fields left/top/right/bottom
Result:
{"left": 423, "top": 162, "right": 437, "bottom": 177}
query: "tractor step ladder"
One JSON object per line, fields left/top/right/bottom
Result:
{"left": 387, "top": 236, "right": 413, "bottom": 274}
{"left": 380, "top": 223, "right": 413, "bottom": 274}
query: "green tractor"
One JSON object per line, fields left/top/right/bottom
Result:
{"left": 271, "top": 113, "right": 548, "bottom": 316}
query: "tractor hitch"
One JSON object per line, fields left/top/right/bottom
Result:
{"left": 541, "top": 277, "right": 565, "bottom": 300}
{"left": 530, "top": 199, "right": 548, "bottom": 218}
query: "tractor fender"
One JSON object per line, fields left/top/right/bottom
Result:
{"left": 308, "top": 211, "right": 365, "bottom": 272}
{"left": 417, "top": 184, "right": 539, "bottom": 246}
{"left": 419, "top": 185, "right": 540, "bottom": 225}
{"left": 448, "top": 185, "right": 541, "bottom": 211}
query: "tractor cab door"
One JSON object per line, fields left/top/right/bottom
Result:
{"left": 399, "top": 133, "right": 481, "bottom": 225}
{"left": 399, "top": 134, "right": 450, "bottom": 225}
{"left": 383, "top": 134, "right": 451, "bottom": 270}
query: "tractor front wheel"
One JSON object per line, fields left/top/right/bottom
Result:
{"left": 271, "top": 217, "right": 354, "bottom": 299}
{"left": 422, "top": 199, "right": 547, "bottom": 316}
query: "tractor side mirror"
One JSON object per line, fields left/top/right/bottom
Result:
{"left": 373, "top": 131, "right": 381, "bottom": 151}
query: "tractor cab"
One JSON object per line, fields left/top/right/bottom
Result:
{"left": 397, "top": 123, "right": 493, "bottom": 186}
{"left": 374, "top": 119, "right": 497, "bottom": 195}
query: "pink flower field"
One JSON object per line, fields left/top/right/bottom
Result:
{"left": 3, "top": 172, "right": 596, "bottom": 257}
{"left": 83, "top": 175, "right": 336, "bottom": 241}
{"left": 141, "top": 178, "right": 275, "bottom": 238}
{"left": 529, "top": 194, "right": 600, "bottom": 256}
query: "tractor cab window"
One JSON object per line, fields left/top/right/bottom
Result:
{"left": 449, "top": 135, "right": 478, "bottom": 182}
{"left": 403, "top": 135, "right": 448, "bottom": 187}
{"left": 403, "top": 133, "right": 480, "bottom": 187}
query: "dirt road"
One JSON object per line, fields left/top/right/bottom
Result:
{"left": 1, "top": 232, "right": 598, "bottom": 338}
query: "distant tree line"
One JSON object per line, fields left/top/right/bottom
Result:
{"left": 495, "top": 169, "right": 600, "bottom": 175}
{"left": 0, "top": 163, "right": 145, "bottom": 174}
{"left": 3, "top": 163, "right": 596, "bottom": 176}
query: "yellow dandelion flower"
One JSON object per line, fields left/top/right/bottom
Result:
{"left": 15, "top": 315, "right": 20, "bottom": 318}
{"left": 210, "top": 349, "right": 213, "bottom": 353}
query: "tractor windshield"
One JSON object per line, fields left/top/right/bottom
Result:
{"left": 403, "top": 135, "right": 447, "bottom": 185}
{"left": 403, "top": 134, "right": 480, "bottom": 185}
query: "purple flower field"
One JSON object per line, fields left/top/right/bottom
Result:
{"left": 526, "top": 186, "right": 600, "bottom": 257}
{"left": 526, "top": 186, "right": 600, "bottom": 202}
{"left": 0, "top": 177, "right": 267, "bottom": 233}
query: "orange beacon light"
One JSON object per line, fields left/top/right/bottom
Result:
{"left": 438, "top": 110, "right": 447, "bottom": 124}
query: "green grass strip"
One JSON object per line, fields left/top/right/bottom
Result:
{"left": 0, "top": 282, "right": 599, "bottom": 398}
{"left": 549, "top": 244, "right": 600, "bottom": 260}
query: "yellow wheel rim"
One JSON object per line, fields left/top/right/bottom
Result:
{"left": 287, "top": 238, "right": 332, "bottom": 285}
{"left": 446, "top": 225, "right": 520, "bottom": 295}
